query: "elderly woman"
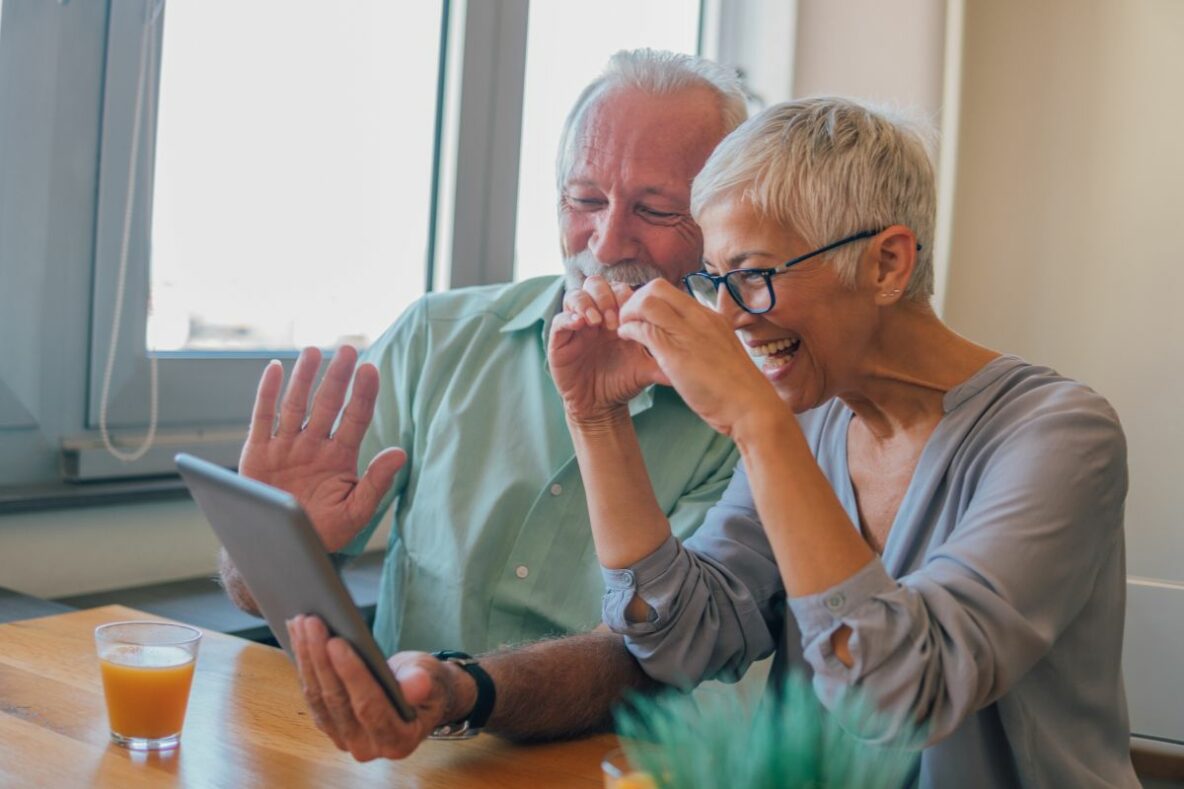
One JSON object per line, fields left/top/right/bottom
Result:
{"left": 550, "top": 97, "right": 1137, "bottom": 788}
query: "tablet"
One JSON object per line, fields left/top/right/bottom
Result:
{"left": 175, "top": 452, "right": 416, "bottom": 722}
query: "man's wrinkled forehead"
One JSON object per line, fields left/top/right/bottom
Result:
{"left": 564, "top": 86, "right": 726, "bottom": 185}
{"left": 565, "top": 139, "right": 695, "bottom": 196}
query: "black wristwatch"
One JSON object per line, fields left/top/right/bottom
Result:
{"left": 429, "top": 650, "right": 496, "bottom": 739}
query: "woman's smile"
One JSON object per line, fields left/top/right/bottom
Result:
{"left": 746, "top": 335, "right": 801, "bottom": 380}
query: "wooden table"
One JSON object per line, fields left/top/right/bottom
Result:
{"left": 0, "top": 606, "right": 615, "bottom": 787}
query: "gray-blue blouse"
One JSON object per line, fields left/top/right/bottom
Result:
{"left": 602, "top": 355, "right": 1139, "bottom": 788}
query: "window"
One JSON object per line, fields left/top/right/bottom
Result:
{"left": 147, "top": 1, "right": 441, "bottom": 353}
{"left": 87, "top": 0, "right": 446, "bottom": 446}
{"left": 513, "top": 1, "right": 701, "bottom": 281}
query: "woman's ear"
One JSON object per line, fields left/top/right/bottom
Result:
{"left": 869, "top": 225, "right": 918, "bottom": 303}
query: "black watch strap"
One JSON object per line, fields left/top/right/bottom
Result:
{"left": 432, "top": 650, "right": 496, "bottom": 734}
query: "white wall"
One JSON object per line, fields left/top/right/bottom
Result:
{"left": 0, "top": 501, "right": 219, "bottom": 597}
{"left": 942, "top": 0, "right": 1184, "bottom": 741}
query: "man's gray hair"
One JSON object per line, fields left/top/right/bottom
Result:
{"left": 691, "top": 97, "right": 937, "bottom": 301}
{"left": 556, "top": 49, "right": 749, "bottom": 188}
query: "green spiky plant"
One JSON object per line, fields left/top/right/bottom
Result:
{"left": 614, "top": 671, "right": 921, "bottom": 788}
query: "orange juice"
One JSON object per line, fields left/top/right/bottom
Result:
{"left": 99, "top": 645, "right": 196, "bottom": 739}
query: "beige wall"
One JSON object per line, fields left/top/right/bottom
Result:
{"left": 944, "top": 0, "right": 1184, "bottom": 582}
{"left": 943, "top": 0, "right": 1184, "bottom": 740}
{"left": 793, "top": 0, "right": 947, "bottom": 115}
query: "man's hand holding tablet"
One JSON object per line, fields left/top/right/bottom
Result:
{"left": 286, "top": 616, "right": 478, "bottom": 761}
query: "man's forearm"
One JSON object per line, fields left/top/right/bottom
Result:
{"left": 481, "top": 630, "right": 657, "bottom": 743}
{"left": 217, "top": 548, "right": 261, "bottom": 616}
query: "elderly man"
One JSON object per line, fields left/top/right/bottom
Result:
{"left": 222, "top": 50, "right": 745, "bottom": 664}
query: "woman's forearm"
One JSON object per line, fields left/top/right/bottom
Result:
{"left": 567, "top": 407, "right": 672, "bottom": 570}
{"left": 733, "top": 409, "right": 875, "bottom": 598}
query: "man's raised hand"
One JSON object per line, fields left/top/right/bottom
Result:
{"left": 240, "top": 346, "right": 405, "bottom": 553}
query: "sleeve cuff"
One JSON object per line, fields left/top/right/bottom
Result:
{"left": 600, "top": 535, "right": 685, "bottom": 634}
{"left": 787, "top": 557, "right": 897, "bottom": 639}
{"left": 601, "top": 535, "right": 680, "bottom": 589}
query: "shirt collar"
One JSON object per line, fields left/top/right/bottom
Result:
{"left": 500, "top": 277, "right": 566, "bottom": 338}
{"left": 499, "top": 276, "right": 656, "bottom": 416}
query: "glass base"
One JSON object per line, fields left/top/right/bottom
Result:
{"left": 110, "top": 731, "right": 181, "bottom": 751}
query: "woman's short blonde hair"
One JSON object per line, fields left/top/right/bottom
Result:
{"left": 691, "top": 97, "right": 937, "bottom": 301}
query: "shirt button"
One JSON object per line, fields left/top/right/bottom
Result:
{"left": 515, "top": 565, "right": 529, "bottom": 579}
{"left": 825, "top": 593, "right": 846, "bottom": 611}
{"left": 549, "top": 483, "right": 563, "bottom": 496}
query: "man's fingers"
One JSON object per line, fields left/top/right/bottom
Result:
{"left": 332, "top": 361, "right": 380, "bottom": 450}
{"left": 352, "top": 447, "right": 406, "bottom": 521}
{"left": 277, "top": 347, "right": 322, "bottom": 436}
{"left": 392, "top": 662, "right": 439, "bottom": 710}
{"left": 305, "top": 346, "right": 358, "bottom": 438}
{"left": 246, "top": 360, "right": 284, "bottom": 445}
{"left": 326, "top": 638, "right": 407, "bottom": 753}
{"left": 288, "top": 616, "right": 345, "bottom": 747}
{"left": 303, "top": 618, "right": 363, "bottom": 744}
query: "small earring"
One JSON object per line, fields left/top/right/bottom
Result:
{"left": 880, "top": 288, "right": 901, "bottom": 298}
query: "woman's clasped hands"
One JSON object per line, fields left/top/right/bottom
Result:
{"left": 550, "top": 275, "right": 781, "bottom": 437}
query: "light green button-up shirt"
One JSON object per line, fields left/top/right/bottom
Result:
{"left": 345, "top": 276, "right": 739, "bottom": 656}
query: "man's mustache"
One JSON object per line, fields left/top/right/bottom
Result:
{"left": 563, "top": 251, "right": 665, "bottom": 288}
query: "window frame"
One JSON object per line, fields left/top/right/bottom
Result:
{"left": 0, "top": 0, "right": 111, "bottom": 490}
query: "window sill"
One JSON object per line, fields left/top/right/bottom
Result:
{"left": 0, "top": 477, "right": 191, "bottom": 515}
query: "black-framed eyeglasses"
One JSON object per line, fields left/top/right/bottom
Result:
{"left": 683, "top": 228, "right": 915, "bottom": 315}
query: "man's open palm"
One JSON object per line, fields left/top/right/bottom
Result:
{"left": 240, "top": 346, "right": 405, "bottom": 553}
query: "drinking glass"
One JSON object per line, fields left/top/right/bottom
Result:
{"left": 94, "top": 621, "right": 201, "bottom": 750}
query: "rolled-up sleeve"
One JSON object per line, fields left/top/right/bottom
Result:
{"left": 790, "top": 403, "right": 1128, "bottom": 745}
{"left": 601, "top": 463, "right": 783, "bottom": 688}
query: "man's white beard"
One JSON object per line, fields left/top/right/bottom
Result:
{"left": 562, "top": 250, "right": 666, "bottom": 291}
